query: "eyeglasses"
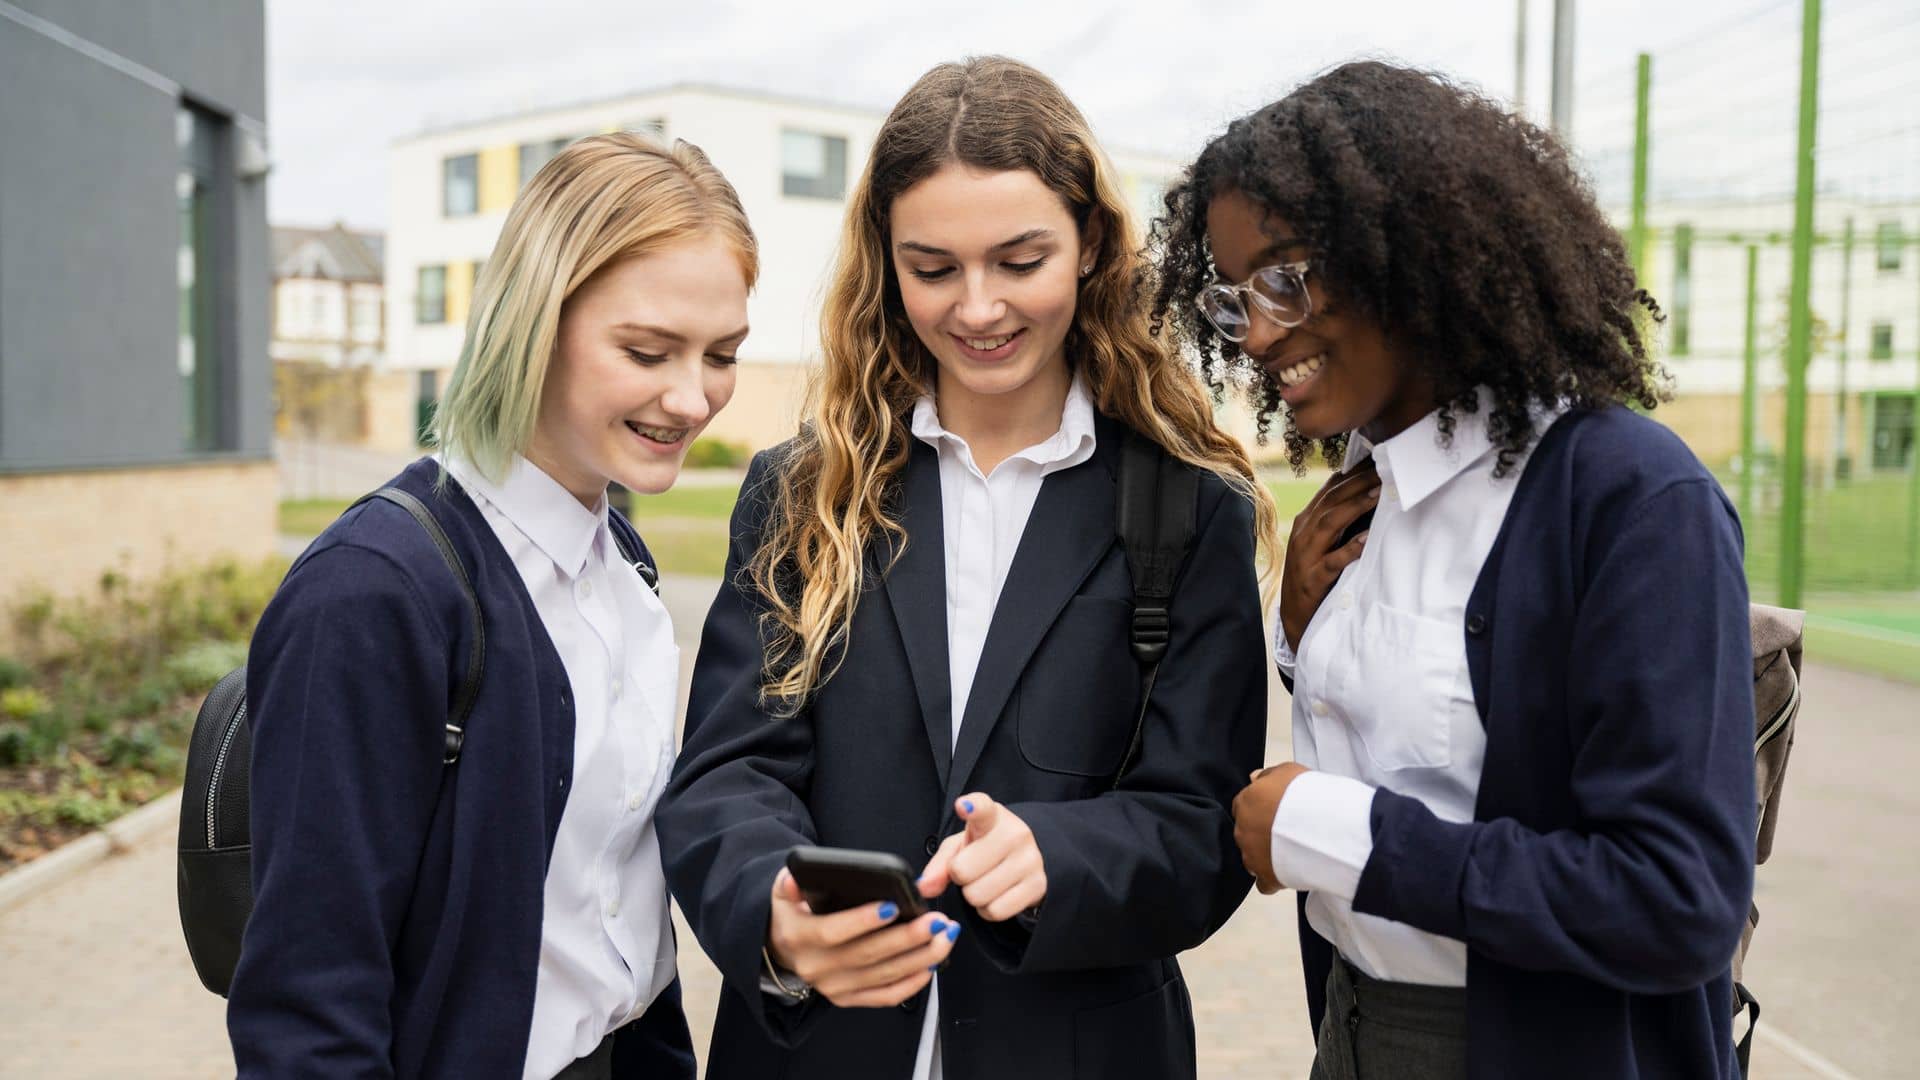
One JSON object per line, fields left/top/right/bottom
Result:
{"left": 1195, "top": 261, "right": 1314, "bottom": 343}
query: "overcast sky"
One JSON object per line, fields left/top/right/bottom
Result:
{"left": 266, "top": 0, "right": 1920, "bottom": 231}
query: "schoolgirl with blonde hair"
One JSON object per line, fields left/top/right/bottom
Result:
{"left": 231, "top": 132, "right": 756, "bottom": 1080}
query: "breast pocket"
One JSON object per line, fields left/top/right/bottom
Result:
{"left": 1015, "top": 596, "right": 1140, "bottom": 778}
{"left": 1326, "top": 603, "right": 1471, "bottom": 772}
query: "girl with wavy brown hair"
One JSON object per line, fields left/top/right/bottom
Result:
{"left": 656, "top": 57, "right": 1278, "bottom": 1080}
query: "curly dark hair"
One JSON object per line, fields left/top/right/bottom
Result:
{"left": 1149, "top": 60, "right": 1667, "bottom": 475}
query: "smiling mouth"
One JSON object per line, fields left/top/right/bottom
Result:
{"left": 950, "top": 328, "right": 1026, "bottom": 360}
{"left": 625, "top": 421, "right": 688, "bottom": 446}
{"left": 1271, "top": 353, "right": 1325, "bottom": 387}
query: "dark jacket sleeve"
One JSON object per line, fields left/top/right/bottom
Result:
{"left": 655, "top": 451, "right": 823, "bottom": 1045}
{"left": 1350, "top": 478, "right": 1757, "bottom": 994}
{"left": 227, "top": 543, "right": 450, "bottom": 1078}
{"left": 980, "top": 482, "right": 1268, "bottom": 974}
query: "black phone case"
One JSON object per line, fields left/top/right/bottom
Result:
{"left": 785, "top": 846, "right": 927, "bottom": 918}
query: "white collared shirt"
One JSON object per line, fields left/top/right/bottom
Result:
{"left": 443, "top": 455, "right": 680, "bottom": 1080}
{"left": 1269, "top": 391, "right": 1553, "bottom": 986}
{"left": 906, "top": 373, "right": 1098, "bottom": 1080}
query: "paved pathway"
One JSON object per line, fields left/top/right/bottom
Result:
{"left": 0, "top": 576, "right": 1894, "bottom": 1077}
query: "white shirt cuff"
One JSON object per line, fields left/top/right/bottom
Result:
{"left": 1272, "top": 625, "right": 1299, "bottom": 679}
{"left": 1269, "top": 770, "right": 1377, "bottom": 900}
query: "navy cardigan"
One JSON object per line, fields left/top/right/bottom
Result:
{"left": 227, "top": 458, "right": 694, "bottom": 1079}
{"left": 1294, "top": 406, "right": 1757, "bottom": 1078}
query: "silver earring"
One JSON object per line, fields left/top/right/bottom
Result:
{"left": 1081, "top": 264, "right": 1094, "bottom": 275}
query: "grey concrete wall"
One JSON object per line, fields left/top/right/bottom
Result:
{"left": 0, "top": 1, "right": 270, "bottom": 470}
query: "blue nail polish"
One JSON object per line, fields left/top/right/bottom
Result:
{"left": 946, "top": 923, "right": 962, "bottom": 941}
{"left": 961, "top": 799, "right": 975, "bottom": 814}
{"left": 877, "top": 902, "right": 898, "bottom": 921}
{"left": 929, "top": 918, "right": 947, "bottom": 934}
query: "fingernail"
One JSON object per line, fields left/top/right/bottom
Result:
{"left": 1369, "top": 486, "right": 1381, "bottom": 498}
{"left": 878, "top": 902, "right": 898, "bottom": 921}
{"left": 1356, "top": 530, "right": 1370, "bottom": 543}
{"left": 961, "top": 799, "right": 975, "bottom": 814}
{"left": 946, "top": 923, "right": 962, "bottom": 941}
{"left": 930, "top": 918, "right": 948, "bottom": 935}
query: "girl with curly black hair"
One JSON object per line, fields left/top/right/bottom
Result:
{"left": 1151, "top": 62, "right": 1757, "bottom": 1079}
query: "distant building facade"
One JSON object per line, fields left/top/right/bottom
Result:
{"left": 383, "top": 83, "right": 1185, "bottom": 455}
{"left": 0, "top": 1, "right": 275, "bottom": 615}
{"left": 1619, "top": 195, "right": 1920, "bottom": 475}
{"left": 270, "top": 224, "right": 411, "bottom": 448}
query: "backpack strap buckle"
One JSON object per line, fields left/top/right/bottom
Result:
{"left": 1130, "top": 604, "right": 1171, "bottom": 663}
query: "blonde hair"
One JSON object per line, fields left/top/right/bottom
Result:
{"left": 751, "top": 56, "right": 1282, "bottom": 710}
{"left": 430, "top": 133, "right": 757, "bottom": 479}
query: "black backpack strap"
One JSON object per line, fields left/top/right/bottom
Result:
{"left": 1112, "top": 430, "right": 1198, "bottom": 786}
{"left": 351, "top": 487, "right": 485, "bottom": 765}
{"left": 1733, "top": 981, "right": 1760, "bottom": 1078}
{"left": 608, "top": 511, "right": 661, "bottom": 595}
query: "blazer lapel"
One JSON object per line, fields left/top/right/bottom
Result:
{"left": 945, "top": 426, "right": 1120, "bottom": 800}
{"left": 882, "top": 440, "right": 956, "bottom": 786}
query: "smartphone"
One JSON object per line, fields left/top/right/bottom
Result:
{"left": 785, "top": 846, "right": 927, "bottom": 919}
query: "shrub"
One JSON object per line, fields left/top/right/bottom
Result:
{"left": 683, "top": 437, "right": 749, "bottom": 469}
{"left": 0, "top": 657, "right": 30, "bottom": 692}
{"left": 166, "top": 640, "right": 249, "bottom": 695}
{"left": 1, "top": 687, "right": 50, "bottom": 722}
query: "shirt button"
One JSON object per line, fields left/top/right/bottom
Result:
{"left": 606, "top": 900, "right": 619, "bottom": 918}
{"left": 1381, "top": 483, "right": 1398, "bottom": 502}
{"left": 627, "top": 792, "right": 644, "bottom": 812}
{"left": 923, "top": 835, "right": 939, "bottom": 856}
{"left": 579, "top": 579, "right": 593, "bottom": 598}
{"left": 1467, "top": 613, "right": 1488, "bottom": 636}
{"left": 1311, "top": 699, "right": 1330, "bottom": 718}
{"left": 1337, "top": 591, "right": 1354, "bottom": 611}
{"left": 610, "top": 677, "right": 622, "bottom": 698}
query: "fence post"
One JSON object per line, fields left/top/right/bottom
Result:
{"left": 1630, "top": 53, "right": 1652, "bottom": 282}
{"left": 1743, "top": 244, "right": 1760, "bottom": 527}
{"left": 1780, "top": 0, "right": 1822, "bottom": 610}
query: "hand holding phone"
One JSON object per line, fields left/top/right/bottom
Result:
{"left": 764, "top": 846, "right": 956, "bottom": 1009}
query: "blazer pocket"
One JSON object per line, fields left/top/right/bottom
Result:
{"left": 1015, "top": 595, "right": 1139, "bottom": 777}
{"left": 1072, "top": 976, "right": 1196, "bottom": 1080}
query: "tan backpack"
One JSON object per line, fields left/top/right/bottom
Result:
{"left": 1733, "top": 603, "right": 1805, "bottom": 1075}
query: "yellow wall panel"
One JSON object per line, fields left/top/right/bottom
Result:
{"left": 447, "top": 260, "right": 475, "bottom": 326}
{"left": 478, "top": 144, "right": 518, "bottom": 212}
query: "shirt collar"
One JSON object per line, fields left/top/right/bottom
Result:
{"left": 444, "top": 453, "right": 607, "bottom": 577}
{"left": 910, "top": 370, "right": 1098, "bottom": 471}
{"left": 1341, "top": 387, "right": 1503, "bottom": 512}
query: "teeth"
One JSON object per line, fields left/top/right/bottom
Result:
{"left": 626, "top": 421, "right": 686, "bottom": 444}
{"left": 1277, "top": 353, "right": 1325, "bottom": 387}
{"left": 964, "top": 333, "right": 1016, "bottom": 351}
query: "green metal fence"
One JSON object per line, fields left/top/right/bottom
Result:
{"left": 1577, "top": 0, "right": 1920, "bottom": 681}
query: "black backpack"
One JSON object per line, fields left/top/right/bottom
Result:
{"left": 176, "top": 483, "right": 655, "bottom": 996}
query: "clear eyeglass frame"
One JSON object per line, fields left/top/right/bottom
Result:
{"left": 1195, "top": 260, "right": 1314, "bottom": 343}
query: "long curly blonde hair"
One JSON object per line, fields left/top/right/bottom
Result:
{"left": 751, "top": 56, "right": 1280, "bottom": 709}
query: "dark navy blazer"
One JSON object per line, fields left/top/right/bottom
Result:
{"left": 228, "top": 458, "right": 694, "bottom": 1079}
{"left": 656, "top": 416, "right": 1269, "bottom": 1080}
{"left": 1293, "top": 406, "right": 1757, "bottom": 1079}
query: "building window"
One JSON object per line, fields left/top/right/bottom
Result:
{"left": 1878, "top": 222, "right": 1904, "bottom": 272}
{"left": 519, "top": 136, "right": 576, "bottom": 187}
{"left": 1871, "top": 322, "right": 1894, "bottom": 361}
{"left": 782, "top": 130, "right": 848, "bottom": 200}
{"left": 1670, "top": 222, "right": 1693, "bottom": 357}
{"left": 177, "top": 103, "right": 227, "bottom": 452}
{"left": 443, "top": 153, "right": 478, "bottom": 217}
{"left": 418, "top": 265, "right": 447, "bottom": 324}
{"left": 352, "top": 292, "right": 380, "bottom": 342}
{"left": 1871, "top": 394, "right": 1915, "bottom": 471}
